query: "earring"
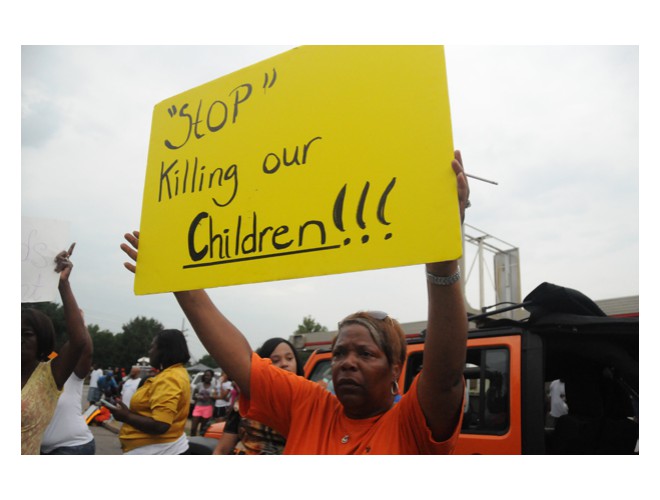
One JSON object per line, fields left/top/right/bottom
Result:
{"left": 391, "top": 380, "right": 399, "bottom": 395}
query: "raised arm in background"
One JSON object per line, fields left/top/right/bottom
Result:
{"left": 50, "top": 244, "right": 90, "bottom": 390}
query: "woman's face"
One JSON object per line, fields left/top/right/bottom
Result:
{"left": 202, "top": 371, "right": 213, "bottom": 383}
{"left": 148, "top": 337, "right": 161, "bottom": 368}
{"left": 21, "top": 320, "right": 39, "bottom": 365}
{"left": 269, "top": 342, "right": 297, "bottom": 374}
{"left": 331, "top": 323, "right": 399, "bottom": 419}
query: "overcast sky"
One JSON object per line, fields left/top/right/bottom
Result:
{"left": 9, "top": 0, "right": 653, "bottom": 488}
{"left": 21, "top": 45, "right": 639, "bottom": 361}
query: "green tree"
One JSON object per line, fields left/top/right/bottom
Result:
{"left": 88, "top": 324, "right": 118, "bottom": 368}
{"left": 20, "top": 302, "right": 170, "bottom": 372}
{"left": 113, "top": 316, "right": 164, "bottom": 370}
{"left": 295, "top": 315, "right": 328, "bottom": 333}
{"left": 198, "top": 354, "right": 219, "bottom": 369}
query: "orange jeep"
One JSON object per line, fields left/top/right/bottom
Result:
{"left": 304, "top": 283, "right": 639, "bottom": 454}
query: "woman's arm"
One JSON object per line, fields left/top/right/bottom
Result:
{"left": 109, "top": 401, "right": 170, "bottom": 435}
{"left": 213, "top": 431, "right": 240, "bottom": 455}
{"left": 73, "top": 334, "right": 93, "bottom": 380}
{"left": 213, "top": 410, "right": 241, "bottom": 454}
{"left": 417, "top": 151, "right": 470, "bottom": 441}
{"left": 50, "top": 244, "right": 90, "bottom": 389}
{"left": 174, "top": 291, "right": 253, "bottom": 397}
{"left": 121, "top": 232, "right": 253, "bottom": 397}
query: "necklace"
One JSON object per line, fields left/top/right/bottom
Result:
{"left": 337, "top": 416, "right": 351, "bottom": 444}
{"left": 338, "top": 406, "right": 391, "bottom": 445}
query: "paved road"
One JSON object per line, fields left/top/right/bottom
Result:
{"left": 82, "top": 383, "right": 122, "bottom": 454}
{"left": 83, "top": 384, "right": 123, "bottom": 454}
{"left": 90, "top": 422, "right": 123, "bottom": 455}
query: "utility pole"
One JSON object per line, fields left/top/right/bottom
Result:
{"left": 181, "top": 318, "right": 194, "bottom": 364}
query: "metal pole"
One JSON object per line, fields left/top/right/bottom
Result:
{"left": 478, "top": 237, "right": 485, "bottom": 310}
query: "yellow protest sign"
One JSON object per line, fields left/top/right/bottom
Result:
{"left": 135, "top": 45, "right": 460, "bottom": 294}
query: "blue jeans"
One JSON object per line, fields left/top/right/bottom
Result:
{"left": 42, "top": 439, "right": 96, "bottom": 455}
{"left": 87, "top": 387, "right": 101, "bottom": 403}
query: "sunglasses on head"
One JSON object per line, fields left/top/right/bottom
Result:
{"left": 364, "top": 310, "right": 390, "bottom": 321}
{"left": 339, "top": 310, "right": 391, "bottom": 326}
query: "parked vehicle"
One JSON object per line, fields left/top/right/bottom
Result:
{"left": 304, "top": 282, "right": 639, "bottom": 454}
{"left": 187, "top": 420, "right": 226, "bottom": 455}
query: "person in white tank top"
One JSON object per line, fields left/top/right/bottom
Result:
{"left": 41, "top": 314, "right": 95, "bottom": 455}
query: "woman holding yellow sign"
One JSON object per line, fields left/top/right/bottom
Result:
{"left": 121, "top": 150, "right": 470, "bottom": 454}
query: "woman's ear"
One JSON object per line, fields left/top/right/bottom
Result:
{"left": 391, "top": 363, "right": 402, "bottom": 382}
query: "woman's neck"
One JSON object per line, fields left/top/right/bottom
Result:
{"left": 343, "top": 399, "right": 394, "bottom": 420}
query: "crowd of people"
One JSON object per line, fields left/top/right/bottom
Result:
{"left": 20, "top": 260, "right": 316, "bottom": 456}
{"left": 21, "top": 151, "right": 470, "bottom": 455}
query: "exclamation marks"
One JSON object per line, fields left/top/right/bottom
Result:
{"left": 356, "top": 182, "right": 370, "bottom": 240}
{"left": 333, "top": 178, "right": 397, "bottom": 245}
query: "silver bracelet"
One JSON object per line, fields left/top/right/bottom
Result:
{"left": 426, "top": 266, "right": 461, "bottom": 286}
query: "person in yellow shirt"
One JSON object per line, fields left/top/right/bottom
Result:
{"left": 108, "top": 329, "right": 191, "bottom": 454}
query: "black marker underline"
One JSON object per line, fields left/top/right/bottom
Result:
{"left": 182, "top": 244, "right": 342, "bottom": 269}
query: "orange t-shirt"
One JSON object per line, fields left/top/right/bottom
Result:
{"left": 240, "top": 353, "right": 463, "bottom": 454}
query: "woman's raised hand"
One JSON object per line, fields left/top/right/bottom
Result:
{"left": 120, "top": 231, "right": 140, "bottom": 274}
{"left": 452, "top": 150, "right": 470, "bottom": 225}
{"left": 54, "top": 243, "right": 76, "bottom": 282}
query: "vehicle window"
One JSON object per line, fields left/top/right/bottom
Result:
{"left": 403, "top": 351, "right": 423, "bottom": 393}
{"left": 403, "top": 347, "right": 510, "bottom": 434}
{"left": 462, "top": 347, "right": 510, "bottom": 435}
{"left": 309, "top": 359, "right": 332, "bottom": 385}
